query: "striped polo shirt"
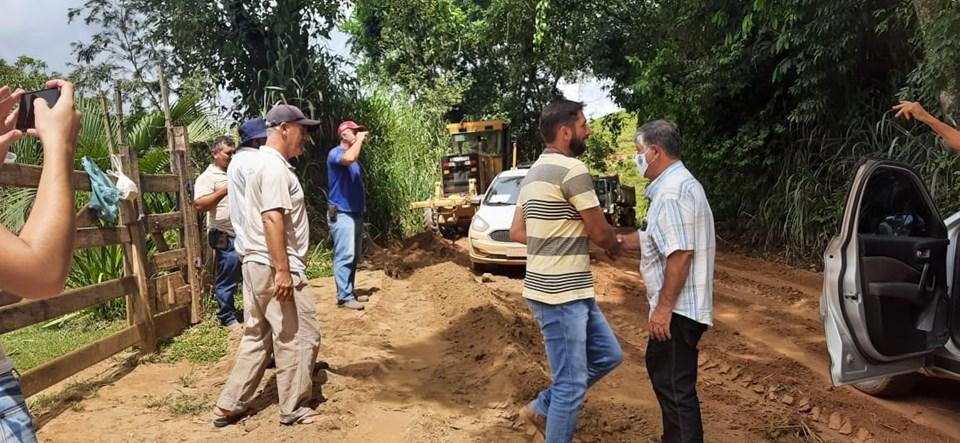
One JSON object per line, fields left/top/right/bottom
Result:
{"left": 518, "top": 152, "right": 600, "bottom": 304}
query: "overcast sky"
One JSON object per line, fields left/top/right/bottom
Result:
{"left": 0, "top": 0, "right": 619, "bottom": 119}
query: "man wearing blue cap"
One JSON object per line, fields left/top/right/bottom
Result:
{"left": 228, "top": 117, "right": 269, "bottom": 258}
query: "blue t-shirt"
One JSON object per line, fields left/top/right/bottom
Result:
{"left": 326, "top": 145, "right": 366, "bottom": 213}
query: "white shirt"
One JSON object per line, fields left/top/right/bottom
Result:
{"left": 194, "top": 164, "right": 233, "bottom": 235}
{"left": 639, "top": 161, "right": 715, "bottom": 326}
{"left": 226, "top": 146, "right": 263, "bottom": 256}
{"left": 241, "top": 146, "right": 310, "bottom": 273}
{"left": 0, "top": 346, "right": 12, "bottom": 374}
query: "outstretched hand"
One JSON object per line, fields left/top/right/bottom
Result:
{"left": 893, "top": 101, "right": 932, "bottom": 122}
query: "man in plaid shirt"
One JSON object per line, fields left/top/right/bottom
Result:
{"left": 619, "top": 120, "right": 715, "bottom": 443}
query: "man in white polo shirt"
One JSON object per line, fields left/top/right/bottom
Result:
{"left": 619, "top": 120, "right": 715, "bottom": 443}
{"left": 213, "top": 105, "right": 322, "bottom": 427}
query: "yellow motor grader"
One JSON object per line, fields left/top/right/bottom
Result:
{"left": 410, "top": 119, "right": 513, "bottom": 237}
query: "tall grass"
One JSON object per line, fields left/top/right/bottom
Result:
{"left": 360, "top": 89, "right": 449, "bottom": 239}
{"left": 746, "top": 113, "right": 959, "bottom": 262}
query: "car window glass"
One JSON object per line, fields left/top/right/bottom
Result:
{"left": 858, "top": 169, "right": 933, "bottom": 237}
{"left": 483, "top": 175, "right": 524, "bottom": 206}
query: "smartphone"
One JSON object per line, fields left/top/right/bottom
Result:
{"left": 15, "top": 87, "right": 61, "bottom": 131}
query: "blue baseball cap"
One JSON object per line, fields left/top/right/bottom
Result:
{"left": 239, "top": 117, "right": 268, "bottom": 145}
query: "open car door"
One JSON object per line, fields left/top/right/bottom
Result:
{"left": 821, "top": 159, "right": 954, "bottom": 385}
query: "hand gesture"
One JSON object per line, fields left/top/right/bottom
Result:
{"left": 32, "top": 79, "right": 82, "bottom": 151}
{"left": 605, "top": 236, "right": 624, "bottom": 260}
{"left": 893, "top": 101, "right": 932, "bottom": 122}
{"left": 0, "top": 85, "right": 26, "bottom": 159}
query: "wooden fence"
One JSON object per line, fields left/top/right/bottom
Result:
{"left": 0, "top": 125, "right": 205, "bottom": 398}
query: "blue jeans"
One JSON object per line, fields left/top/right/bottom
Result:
{"left": 0, "top": 373, "right": 37, "bottom": 443}
{"left": 526, "top": 298, "right": 623, "bottom": 443}
{"left": 329, "top": 211, "right": 363, "bottom": 303}
{"left": 211, "top": 232, "right": 242, "bottom": 326}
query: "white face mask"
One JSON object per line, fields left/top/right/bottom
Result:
{"left": 635, "top": 152, "right": 649, "bottom": 177}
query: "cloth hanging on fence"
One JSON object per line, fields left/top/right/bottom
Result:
{"left": 108, "top": 154, "right": 140, "bottom": 201}
{"left": 81, "top": 156, "right": 122, "bottom": 223}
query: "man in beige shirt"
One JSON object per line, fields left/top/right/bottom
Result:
{"left": 213, "top": 105, "right": 322, "bottom": 427}
{"left": 194, "top": 136, "right": 242, "bottom": 327}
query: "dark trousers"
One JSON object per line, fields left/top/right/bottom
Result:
{"left": 646, "top": 313, "right": 708, "bottom": 443}
{"left": 210, "top": 230, "right": 243, "bottom": 326}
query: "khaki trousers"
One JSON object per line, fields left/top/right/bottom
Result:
{"left": 216, "top": 262, "right": 321, "bottom": 423}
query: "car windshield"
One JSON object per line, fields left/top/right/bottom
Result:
{"left": 483, "top": 175, "right": 524, "bottom": 206}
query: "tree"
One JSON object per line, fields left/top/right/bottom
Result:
{"left": 347, "top": 0, "right": 595, "bottom": 156}
{"left": 68, "top": 0, "right": 171, "bottom": 111}
{"left": 69, "top": 0, "right": 348, "bottom": 136}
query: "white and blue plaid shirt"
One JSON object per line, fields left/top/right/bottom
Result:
{"left": 638, "top": 161, "right": 715, "bottom": 326}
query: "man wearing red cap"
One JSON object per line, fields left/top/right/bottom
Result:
{"left": 327, "top": 120, "right": 369, "bottom": 310}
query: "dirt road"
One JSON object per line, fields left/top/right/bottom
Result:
{"left": 36, "top": 234, "right": 960, "bottom": 442}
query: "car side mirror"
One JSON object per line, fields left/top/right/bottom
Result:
{"left": 470, "top": 195, "right": 483, "bottom": 205}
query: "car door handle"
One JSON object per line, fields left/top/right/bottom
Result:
{"left": 919, "top": 263, "right": 936, "bottom": 293}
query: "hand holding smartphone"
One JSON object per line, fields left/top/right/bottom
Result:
{"left": 15, "top": 87, "right": 61, "bottom": 131}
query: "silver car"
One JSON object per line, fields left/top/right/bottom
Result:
{"left": 821, "top": 159, "right": 960, "bottom": 396}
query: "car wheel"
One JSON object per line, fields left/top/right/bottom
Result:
{"left": 852, "top": 374, "right": 917, "bottom": 397}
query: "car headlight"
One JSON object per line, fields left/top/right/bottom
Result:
{"left": 471, "top": 216, "right": 489, "bottom": 232}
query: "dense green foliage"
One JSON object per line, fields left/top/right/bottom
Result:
{"left": 346, "top": 0, "right": 577, "bottom": 155}
{"left": 12, "top": 0, "right": 960, "bottom": 265}
{"left": 590, "top": 0, "right": 960, "bottom": 259}
{"left": 347, "top": 0, "right": 960, "bottom": 260}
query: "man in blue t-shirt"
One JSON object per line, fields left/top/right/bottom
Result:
{"left": 327, "top": 120, "right": 369, "bottom": 310}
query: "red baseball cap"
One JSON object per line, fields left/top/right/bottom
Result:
{"left": 337, "top": 120, "right": 367, "bottom": 138}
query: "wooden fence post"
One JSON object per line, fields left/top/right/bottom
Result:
{"left": 169, "top": 128, "right": 204, "bottom": 323}
{"left": 118, "top": 144, "right": 156, "bottom": 352}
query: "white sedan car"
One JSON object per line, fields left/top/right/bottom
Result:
{"left": 468, "top": 168, "right": 529, "bottom": 272}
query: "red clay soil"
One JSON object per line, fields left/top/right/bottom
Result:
{"left": 35, "top": 233, "right": 960, "bottom": 442}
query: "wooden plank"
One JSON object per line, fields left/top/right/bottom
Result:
{"left": 74, "top": 226, "right": 131, "bottom": 249}
{"left": 169, "top": 126, "right": 204, "bottom": 323}
{"left": 75, "top": 206, "right": 99, "bottom": 228}
{"left": 118, "top": 144, "right": 156, "bottom": 352}
{"left": 154, "top": 305, "right": 190, "bottom": 340}
{"left": 173, "top": 285, "right": 191, "bottom": 306}
{"left": 20, "top": 326, "right": 141, "bottom": 397}
{"left": 151, "top": 232, "right": 171, "bottom": 252}
{"left": 0, "top": 164, "right": 91, "bottom": 191}
{"left": 150, "top": 249, "right": 187, "bottom": 273}
{"left": 140, "top": 174, "right": 180, "bottom": 193}
{"left": 145, "top": 212, "right": 183, "bottom": 233}
{"left": 0, "top": 277, "right": 136, "bottom": 335}
{"left": 150, "top": 273, "right": 186, "bottom": 312}
{"left": 0, "top": 291, "right": 22, "bottom": 308}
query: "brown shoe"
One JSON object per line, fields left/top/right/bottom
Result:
{"left": 519, "top": 403, "right": 546, "bottom": 438}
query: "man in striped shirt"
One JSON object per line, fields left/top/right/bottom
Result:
{"left": 510, "top": 99, "right": 624, "bottom": 443}
{"left": 620, "top": 120, "right": 715, "bottom": 443}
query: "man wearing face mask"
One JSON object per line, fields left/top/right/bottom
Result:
{"left": 510, "top": 99, "right": 624, "bottom": 443}
{"left": 620, "top": 120, "right": 715, "bottom": 443}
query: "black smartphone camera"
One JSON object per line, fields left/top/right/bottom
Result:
{"left": 15, "top": 88, "right": 61, "bottom": 131}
